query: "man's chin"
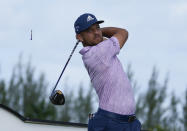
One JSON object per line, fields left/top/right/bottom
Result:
{"left": 94, "top": 38, "right": 103, "bottom": 44}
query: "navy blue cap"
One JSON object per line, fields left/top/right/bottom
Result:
{"left": 74, "top": 13, "right": 104, "bottom": 34}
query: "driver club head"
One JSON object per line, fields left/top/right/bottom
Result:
{"left": 50, "top": 90, "right": 65, "bottom": 105}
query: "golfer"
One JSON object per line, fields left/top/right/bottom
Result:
{"left": 74, "top": 13, "right": 141, "bottom": 131}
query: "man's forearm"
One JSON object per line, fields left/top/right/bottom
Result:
{"left": 101, "top": 27, "right": 123, "bottom": 38}
{"left": 101, "top": 27, "right": 128, "bottom": 49}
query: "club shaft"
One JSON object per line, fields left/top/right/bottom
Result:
{"left": 52, "top": 41, "right": 79, "bottom": 92}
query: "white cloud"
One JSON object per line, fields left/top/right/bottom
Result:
{"left": 170, "top": 2, "right": 187, "bottom": 16}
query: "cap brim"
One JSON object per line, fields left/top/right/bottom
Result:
{"left": 96, "top": 20, "right": 104, "bottom": 24}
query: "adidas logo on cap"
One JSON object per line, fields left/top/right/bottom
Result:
{"left": 87, "top": 15, "right": 94, "bottom": 22}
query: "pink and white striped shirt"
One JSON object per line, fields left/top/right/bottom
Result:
{"left": 79, "top": 37, "right": 136, "bottom": 115}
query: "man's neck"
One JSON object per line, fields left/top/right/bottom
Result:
{"left": 82, "top": 37, "right": 108, "bottom": 47}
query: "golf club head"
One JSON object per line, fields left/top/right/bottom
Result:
{"left": 50, "top": 90, "right": 65, "bottom": 105}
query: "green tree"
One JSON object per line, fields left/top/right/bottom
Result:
{"left": 169, "top": 92, "right": 180, "bottom": 131}
{"left": 59, "top": 82, "right": 74, "bottom": 122}
{"left": 0, "top": 58, "right": 57, "bottom": 120}
{"left": 57, "top": 81, "right": 95, "bottom": 123}
{"left": 0, "top": 78, "right": 8, "bottom": 104}
{"left": 1, "top": 58, "right": 187, "bottom": 131}
{"left": 181, "top": 88, "right": 187, "bottom": 131}
{"left": 73, "top": 83, "right": 94, "bottom": 123}
{"left": 135, "top": 67, "right": 169, "bottom": 130}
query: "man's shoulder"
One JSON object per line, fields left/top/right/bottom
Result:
{"left": 96, "top": 36, "right": 119, "bottom": 47}
{"left": 80, "top": 36, "right": 119, "bottom": 57}
{"left": 79, "top": 46, "right": 92, "bottom": 55}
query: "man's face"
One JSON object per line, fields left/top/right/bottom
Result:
{"left": 79, "top": 24, "right": 103, "bottom": 46}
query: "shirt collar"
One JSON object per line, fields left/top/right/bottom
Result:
{"left": 79, "top": 46, "right": 91, "bottom": 55}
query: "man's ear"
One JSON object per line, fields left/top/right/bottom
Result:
{"left": 76, "top": 34, "right": 83, "bottom": 42}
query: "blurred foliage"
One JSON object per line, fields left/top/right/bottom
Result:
{"left": 0, "top": 58, "right": 94, "bottom": 123}
{"left": 0, "top": 60, "right": 187, "bottom": 131}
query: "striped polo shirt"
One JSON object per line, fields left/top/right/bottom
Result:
{"left": 79, "top": 37, "right": 136, "bottom": 115}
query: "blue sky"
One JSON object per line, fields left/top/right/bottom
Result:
{"left": 0, "top": 0, "right": 187, "bottom": 98}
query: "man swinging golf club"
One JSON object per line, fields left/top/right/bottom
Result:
{"left": 74, "top": 13, "right": 141, "bottom": 131}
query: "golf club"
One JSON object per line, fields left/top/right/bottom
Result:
{"left": 50, "top": 40, "right": 80, "bottom": 105}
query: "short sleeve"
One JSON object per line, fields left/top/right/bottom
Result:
{"left": 94, "top": 36, "right": 120, "bottom": 65}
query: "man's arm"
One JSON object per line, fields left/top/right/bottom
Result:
{"left": 101, "top": 27, "right": 128, "bottom": 49}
